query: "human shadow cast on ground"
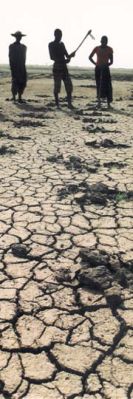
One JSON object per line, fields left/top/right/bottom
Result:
{"left": 15, "top": 101, "right": 48, "bottom": 113}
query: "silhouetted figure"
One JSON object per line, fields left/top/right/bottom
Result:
{"left": 9, "top": 31, "right": 27, "bottom": 103}
{"left": 48, "top": 29, "right": 75, "bottom": 108}
{"left": 89, "top": 36, "right": 113, "bottom": 108}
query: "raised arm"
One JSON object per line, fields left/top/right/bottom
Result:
{"left": 63, "top": 45, "right": 75, "bottom": 63}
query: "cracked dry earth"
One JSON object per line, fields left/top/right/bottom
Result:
{"left": 0, "top": 75, "right": 133, "bottom": 399}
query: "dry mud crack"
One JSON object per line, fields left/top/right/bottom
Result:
{"left": 0, "top": 77, "right": 133, "bottom": 398}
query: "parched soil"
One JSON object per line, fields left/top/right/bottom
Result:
{"left": 0, "top": 74, "right": 133, "bottom": 399}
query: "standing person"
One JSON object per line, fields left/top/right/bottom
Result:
{"left": 89, "top": 36, "right": 113, "bottom": 109}
{"left": 9, "top": 31, "right": 27, "bottom": 103}
{"left": 48, "top": 29, "right": 75, "bottom": 109}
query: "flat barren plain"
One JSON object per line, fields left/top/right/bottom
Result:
{"left": 0, "top": 67, "right": 133, "bottom": 398}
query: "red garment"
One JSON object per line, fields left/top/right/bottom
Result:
{"left": 90, "top": 45, "right": 113, "bottom": 66}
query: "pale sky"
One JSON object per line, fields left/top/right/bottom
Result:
{"left": 0, "top": 0, "right": 133, "bottom": 68}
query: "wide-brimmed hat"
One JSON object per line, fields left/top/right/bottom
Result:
{"left": 11, "top": 31, "right": 26, "bottom": 37}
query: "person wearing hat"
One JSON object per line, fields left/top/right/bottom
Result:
{"left": 9, "top": 31, "right": 27, "bottom": 102}
{"left": 48, "top": 29, "right": 75, "bottom": 109}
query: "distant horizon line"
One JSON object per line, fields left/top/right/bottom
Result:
{"left": 0, "top": 63, "right": 133, "bottom": 71}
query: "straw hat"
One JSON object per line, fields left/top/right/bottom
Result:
{"left": 11, "top": 31, "right": 26, "bottom": 37}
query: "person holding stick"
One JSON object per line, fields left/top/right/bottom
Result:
{"left": 48, "top": 29, "right": 75, "bottom": 109}
{"left": 89, "top": 35, "right": 113, "bottom": 109}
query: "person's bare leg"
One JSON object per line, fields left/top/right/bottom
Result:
{"left": 11, "top": 87, "right": 16, "bottom": 102}
{"left": 54, "top": 92, "right": 60, "bottom": 108}
{"left": 18, "top": 93, "right": 22, "bottom": 103}
{"left": 97, "top": 96, "right": 101, "bottom": 108}
{"left": 67, "top": 93, "right": 74, "bottom": 109}
{"left": 107, "top": 99, "right": 112, "bottom": 109}
{"left": 12, "top": 94, "right": 16, "bottom": 102}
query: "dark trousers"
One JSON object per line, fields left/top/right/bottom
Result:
{"left": 53, "top": 64, "right": 73, "bottom": 102}
{"left": 95, "top": 65, "right": 113, "bottom": 103}
{"left": 11, "top": 67, "right": 27, "bottom": 96}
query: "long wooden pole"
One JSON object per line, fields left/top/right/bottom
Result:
{"left": 75, "top": 29, "right": 95, "bottom": 53}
